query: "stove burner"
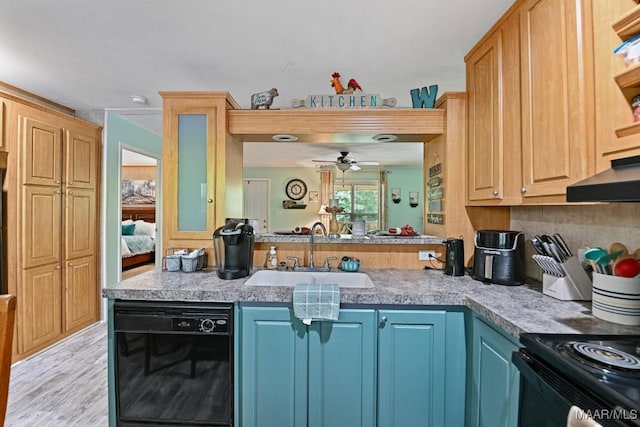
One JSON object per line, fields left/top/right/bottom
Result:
{"left": 571, "top": 342, "right": 640, "bottom": 370}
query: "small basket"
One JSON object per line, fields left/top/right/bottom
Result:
{"left": 163, "top": 247, "right": 181, "bottom": 271}
{"left": 341, "top": 259, "right": 361, "bottom": 272}
{"left": 181, "top": 249, "right": 207, "bottom": 273}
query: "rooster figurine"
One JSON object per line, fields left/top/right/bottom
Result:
{"left": 330, "top": 72, "right": 362, "bottom": 94}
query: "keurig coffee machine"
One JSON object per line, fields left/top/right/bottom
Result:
{"left": 213, "top": 220, "right": 255, "bottom": 279}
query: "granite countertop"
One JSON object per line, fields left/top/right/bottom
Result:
{"left": 254, "top": 233, "right": 444, "bottom": 245}
{"left": 102, "top": 268, "right": 640, "bottom": 338}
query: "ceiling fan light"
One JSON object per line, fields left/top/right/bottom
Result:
{"left": 336, "top": 163, "right": 351, "bottom": 172}
{"left": 272, "top": 134, "right": 298, "bottom": 142}
{"left": 372, "top": 134, "right": 398, "bottom": 142}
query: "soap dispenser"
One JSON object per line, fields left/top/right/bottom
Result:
{"left": 265, "top": 246, "right": 278, "bottom": 269}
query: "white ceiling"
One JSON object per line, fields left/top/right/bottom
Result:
{"left": 0, "top": 0, "right": 513, "bottom": 166}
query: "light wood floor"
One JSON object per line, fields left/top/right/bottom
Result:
{"left": 5, "top": 322, "right": 108, "bottom": 426}
{"left": 121, "top": 262, "right": 156, "bottom": 280}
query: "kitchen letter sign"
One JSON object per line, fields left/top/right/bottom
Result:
{"left": 410, "top": 85, "right": 438, "bottom": 108}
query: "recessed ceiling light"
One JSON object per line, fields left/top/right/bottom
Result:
{"left": 272, "top": 134, "right": 298, "bottom": 142}
{"left": 130, "top": 95, "right": 149, "bottom": 105}
{"left": 372, "top": 134, "right": 398, "bottom": 142}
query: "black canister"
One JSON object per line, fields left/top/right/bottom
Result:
{"left": 444, "top": 238, "right": 465, "bottom": 276}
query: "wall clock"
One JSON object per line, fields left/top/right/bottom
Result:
{"left": 285, "top": 179, "right": 307, "bottom": 200}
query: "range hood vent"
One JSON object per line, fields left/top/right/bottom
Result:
{"left": 566, "top": 155, "right": 640, "bottom": 202}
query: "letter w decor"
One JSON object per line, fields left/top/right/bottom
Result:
{"left": 410, "top": 85, "right": 438, "bottom": 108}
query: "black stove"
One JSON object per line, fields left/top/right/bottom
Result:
{"left": 515, "top": 333, "right": 640, "bottom": 426}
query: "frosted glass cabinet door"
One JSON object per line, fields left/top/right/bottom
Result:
{"left": 177, "top": 114, "right": 209, "bottom": 232}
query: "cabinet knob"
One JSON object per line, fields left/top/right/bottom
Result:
{"left": 380, "top": 316, "right": 388, "bottom": 325}
{"left": 56, "top": 265, "right": 61, "bottom": 270}
{"left": 492, "top": 189, "right": 499, "bottom": 196}
{"left": 68, "top": 263, "right": 73, "bottom": 267}
{"left": 55, "top": 180, "right": 61, "bottom": 184}
{"left": 207, "top": 199, "right": 213, "bottom": 203}
{"left": 520, "top": 187, "right": 527, "bottom": 194}
{"left": 68, "top": 191, "right": 74, "bottom": 195}
{"left": 55, "top": 190, "right": 61, "bottom": 194}
{"left": 69, "top": 181, "right": 74, "bottom": 185}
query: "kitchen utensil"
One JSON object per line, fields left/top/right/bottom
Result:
{"left": 614, "top": 257, "right": 640, "bottom": 278}
{"left": 595, "top": 250, "right": 624, "bottom": 268}
{"left": 529, "top": 236, "right": 547, "bottom": 255}
{"left": 584, "top": 247, "right": 607, "bottom": 274}
{"left": 532, "top": 255, "right": 566, "bottom": 277}
{"left": 633, "top": 248, "right": 640, "bottom": 260}
{"left": 552, "top": 233, "right": 572, "bottom": 258}
{"left": 609, "top": 242, "right": 629, "bottom": 258}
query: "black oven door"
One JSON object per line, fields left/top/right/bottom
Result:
{"left": 513, "top": 349, "right": 637, "bottom": 427}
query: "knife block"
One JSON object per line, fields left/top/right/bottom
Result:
{"left": 542, "top": 256, "right": 592, "bottom": 301}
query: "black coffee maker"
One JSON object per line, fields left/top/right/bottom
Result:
{"left": 213, "top": 220, "right": 254, "bottom": 279}
{"left": 444, "top": 238, "right": 465, "bottom": 276}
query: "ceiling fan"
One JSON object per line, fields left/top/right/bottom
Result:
{"left": 312, "top": 151, "right": 379, "bottom": 171}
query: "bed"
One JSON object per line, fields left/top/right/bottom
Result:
{"left": 121, "top": 206, "right": 156, "bottom": 270}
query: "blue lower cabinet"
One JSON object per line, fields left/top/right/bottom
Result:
{"left": 238, "top": 305, "right": 465, "bottom": 427}
{"left": 239, "top": 306, "right": 308, "bottom": 427}
{"left": 468, "top": 315, "right": 520, "bottom": 427}
{"left": 377, "top": 310, "right": 448, "bottom": 427}
{"left": 308, "top": 309, "right": 377, "bottom": 427}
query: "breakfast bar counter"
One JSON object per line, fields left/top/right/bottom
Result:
{"left": 103, "top": 268, "right": 640, "bottom": 338}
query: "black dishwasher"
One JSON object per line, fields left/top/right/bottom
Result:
{"left": 114, "top": 300, "right": 233, "bottom": 426}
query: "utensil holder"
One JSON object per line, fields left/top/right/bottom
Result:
{"left": 592, "top": 273, "right": 640, "bottom": 326}
{"left": 533, "top": 255, "right": 592, "bottom": 301}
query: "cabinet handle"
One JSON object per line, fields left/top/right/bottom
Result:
{"left": 520, "top": 187, "right": 527, "bottom": 194}
{"left": 207, "top": 199, "right": 213, "bottom": 203}
{"left": 55, "top": 190, "right": 61, "bottom": 195}
{"left": 56, "top": 265, "right": 61, "bottom": 270}
{"left": 492, "top": 189, "right": 499, "bottom": 196}
{"left": 69, "top": 181, "right": 74, "bottom": 185}
{"left": 55, "top": 180, "right": 61, "bottom": 184}
{"left": 68, "top": 191, "right": 74, "bottom": 195}
{"left": 380, "top": 316, "right": 388, "bottom": 325}
{"left": 68, "top": 263, "right": 73, "bottom": 267}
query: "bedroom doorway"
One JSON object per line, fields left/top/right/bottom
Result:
{"left": 121, "top": 148, "right": 159, "bottom": 278}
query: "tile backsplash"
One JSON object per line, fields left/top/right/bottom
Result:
{"left": 510, "top": 204, "right": 640, "bottom": 280}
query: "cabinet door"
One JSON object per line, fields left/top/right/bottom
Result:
{"left": 19, "top": 263, "right": 62, "bottom": 354}
{"left": 0, "top": 99, "right": 5, "bottom": 152}
{"left": 64, "top": 255, "right": 97, "bottom": 332}
{"left": 164, "top": 109, "right": 216, "bottom": 241}
{"left": 377, "top": 310, "right": 446, "bottom": 427}
{"left": 467, "top": 33, "right": 502, "bottom": 202}
{"left": 64, "top": 124, "right": 97, "bottom": 190}
{"left": 520, "top": 0, "right": 591, "bottom": 198}
{"left": 240, "top": 306, "right": 308, "bottom": 427}
{"left": 22, "top": 185, "right": 61, "bottom": 269}
{"left": 307, "top": 309, "right": 376, "bottom": 427}
{"left": 19, "top": 113, "right": 62, "bottom": 187}
{"left": 65, "top": 188, "right": 96, "bottom": 260}
{"left": 466, "top": 12, "right": 521, "bottom": 205}
{"left": 469, "top": 316, "right": 520, "bottom": 427}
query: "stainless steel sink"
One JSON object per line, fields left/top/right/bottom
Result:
{"left": 244, "top": 270, "right": 374, "bottom": 288}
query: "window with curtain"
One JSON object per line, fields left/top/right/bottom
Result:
{"left": 334, "top": 181, "right": 380, "bottom": 230}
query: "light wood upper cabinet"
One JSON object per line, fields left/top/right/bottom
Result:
{"left": 19, "top": 113, "right": 63, "bottom": 187}
{"left": 161, "top": 92, "right": 243, "bottom": 253}
{"left": 519, "top": 0, "right": 593, "bottom": 199}
{"left": 64, "top": 123, "right": 98, "bottom": 190}
{"left": 466, "top": 0, "right": 594, "bottom": 205}
{"left": 466, "top": 9, "right": 522, "bottom": 205}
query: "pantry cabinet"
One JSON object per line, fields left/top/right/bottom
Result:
{"left": 238, "top": 305, "right": 465, "bottom": 427}
{"left": 466, "top": 0, "right": 595, "bottom": 205}
{"left": 466, "top": 315, "right": 520, "bottom": 427}
{"left": 160, "top": 92, "right": 243, "bottom": 255}
{"left": 4, "top": 92, "right": 101, "bottom": 360}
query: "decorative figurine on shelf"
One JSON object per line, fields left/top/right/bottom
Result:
{"left": 330, "top": 72, "right": 363, "bottom": 94}
{"left": 251, "top": 88, "right": 279, "bottom": 109}
{"left": 410, "top": 84, "right": 439, "bottom": 108}
{"left": 325, "top": 198, "right": 344, "bottom": 237}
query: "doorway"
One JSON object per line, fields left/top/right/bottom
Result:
{"left": 120, "top": 148, "right": 160, "bottom": 279}
{"left": 243, "top": 179, "right": 269, "bottom": 233}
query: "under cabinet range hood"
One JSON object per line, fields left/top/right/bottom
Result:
{"left": 566, "top": 155, "right": 640, "bottom": 202}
